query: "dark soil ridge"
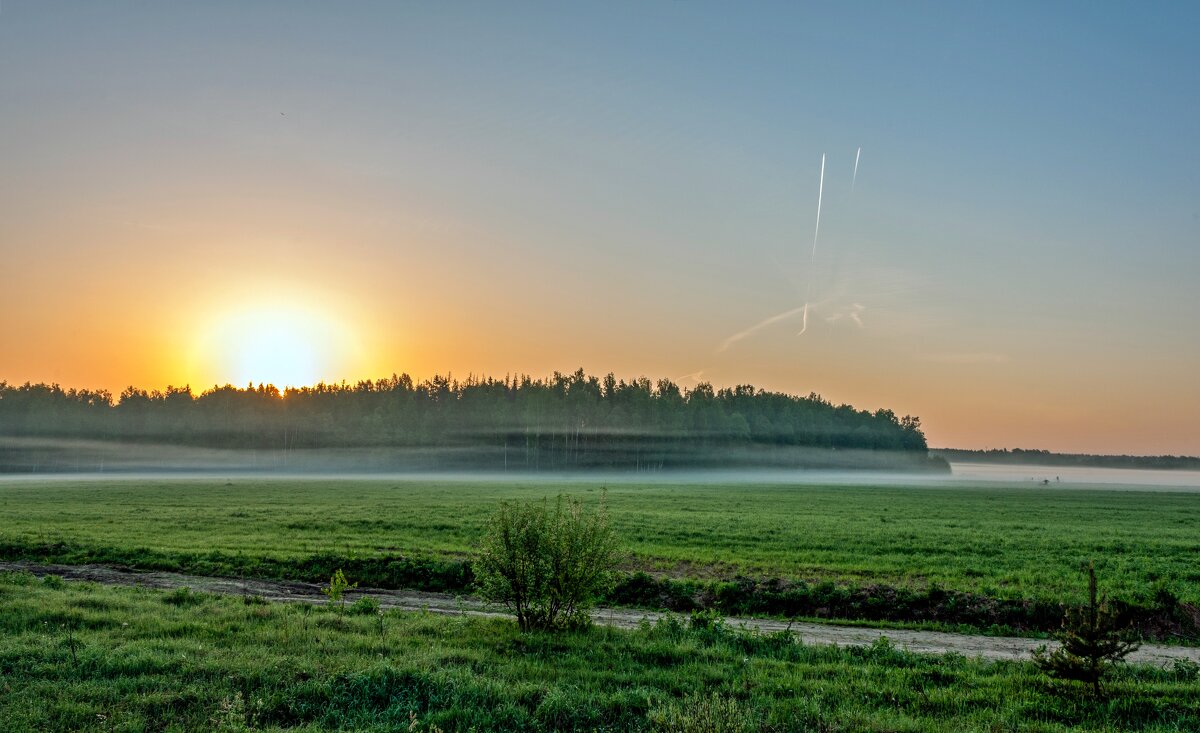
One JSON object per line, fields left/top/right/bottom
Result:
{"left": 4, "top": 560, "right": 1199, "bottom": 667}
{"left": 2, "top": 539, "right": 1196, "bottom": 642}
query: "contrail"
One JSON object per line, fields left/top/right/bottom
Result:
{"left": 718, "top": 305, "right": 808, "bottom": 352}
{"left": 799, "top": 153, "right": 826, "bottom": 336}
{"left": 851, "top": 146, "right": 861, "bottom": 191}
{"left": 812, "top": 152, "right": 825, "bottom": 259}
{"left": 716, "top": 154, "right": 832, "bottom": 350}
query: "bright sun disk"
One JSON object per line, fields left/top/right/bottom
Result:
{"left": 195, "top": 303, "right": 354, "bottom": 389}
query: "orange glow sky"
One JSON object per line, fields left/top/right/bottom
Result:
{"left": 2, "top": 4, "right": 1198, "bottom": 455}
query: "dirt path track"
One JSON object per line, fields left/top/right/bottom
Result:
{"left": 5, "top": 561, "right": 1197, "bottom": 667}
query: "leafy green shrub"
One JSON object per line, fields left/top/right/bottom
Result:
{"left": 1169, "top": 658, "right": 1200, "bottom": 682}
{"left": 322, "top": 569, "right": 357, "bottom": 612}
{"left": 860, "top": 635, "right": 903, "bottom": 662}
{"left": 349, "top": 596, "right": 381, "bottom": 616}
{"left": 475, "top": 493, "right": 620, "bottom": 632}
{"left": 41, "top": 574, "right": 65, "bottom": 589}
{"left": 1035, "top": 562, "right": 1139, "bottom": 696}
{"left": 688, "top": 609, "right": 729, "bottom": 633}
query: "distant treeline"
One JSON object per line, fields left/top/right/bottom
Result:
{"left": 0, "top": 371, "right": 939, "bottom": 471}
{"left": 932, "top": 448, "right": 1200, "bottom": 471}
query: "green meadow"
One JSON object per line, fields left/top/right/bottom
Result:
{"left": 2, "top": 477, "right": 1197, "bottom": 609}
{"left": 2, "top": 572, "right": 1198, "bottom": 732}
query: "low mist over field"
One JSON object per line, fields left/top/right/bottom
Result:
{"left": 1, "top": 437, "right": 948, "bottom": 476}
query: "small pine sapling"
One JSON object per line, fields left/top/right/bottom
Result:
{"left": 1035, "top": 561, "right": 1139, "bottom": 696}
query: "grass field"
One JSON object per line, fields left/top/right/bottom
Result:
{"left": 2, "top": 572, "right": 1198, "bottom": 732}
{"left": 1, "top": 477, "right": 1197, "bottom": 612}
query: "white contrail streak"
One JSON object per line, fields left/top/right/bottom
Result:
{"left": 718, "top": 305, "right": 808, "bottom": 352}
{"left": 812, "top": 153, "right": 825, "bottom": 259}
{"left": 799, "top": 153, "right": 826, "bottom": 336}
{"left": 716, "top": 154, "right": 833, "bottom": 350}
{"left": 851, "top": 146, "right": 861, "bottom": 190}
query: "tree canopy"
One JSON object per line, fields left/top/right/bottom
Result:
{"left": 0, "top": 370, "right": 934, "bottom": 471}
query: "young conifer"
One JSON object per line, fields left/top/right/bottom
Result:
{"left": 1035, "top": 561, "right": 1139, "bottom": 696}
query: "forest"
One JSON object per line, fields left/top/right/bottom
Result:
{"left": 0, "top": 370, "right": 937, "bottom": 471}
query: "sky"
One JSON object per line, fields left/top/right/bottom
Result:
{"left": 1, "top": 2, "right": 1197, "bottom": 455}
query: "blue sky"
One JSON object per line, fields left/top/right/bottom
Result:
{"left": 2, "top": 2, "right": 1197, "bottom": 453}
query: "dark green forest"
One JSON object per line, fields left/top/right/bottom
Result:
{"left": 0, "top": 371, "right": 939, "bottom": 471}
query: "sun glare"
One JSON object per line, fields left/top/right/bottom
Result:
{"left": 194, "top": 302, "right": 357, "bottom": 389}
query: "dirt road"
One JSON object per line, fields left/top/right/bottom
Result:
{"left": 4, "top": 561, "right": 1197, "bottom": 667}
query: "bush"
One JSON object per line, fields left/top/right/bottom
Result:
{"left": 322, "top": 569, "right": 357, "bottom": 613}
{"left": 349, "top": 596, "right": 380, "bottom": 616}
{"left": 474, "top": 493, "right": 620, "bottom": 632}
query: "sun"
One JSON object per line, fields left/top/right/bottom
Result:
{"left": 222, "top": 309, "right": 320, "bottom": 387}
{"left": 194, "top": 301, "right": 356, "bottom": 389}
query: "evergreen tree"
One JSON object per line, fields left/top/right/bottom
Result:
{"left": 1035, "top": 562, "right": 1139, "bottom": 696}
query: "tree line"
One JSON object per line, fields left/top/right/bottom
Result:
{"left": 0, "top": 370, "right": 933, "bottom": 470}
{"left": 932, "top": 448, "right": 1200, "bottom": 470}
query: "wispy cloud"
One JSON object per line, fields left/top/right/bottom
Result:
{"left": 824, "top": 302, "right": 866, "bottom": 328}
